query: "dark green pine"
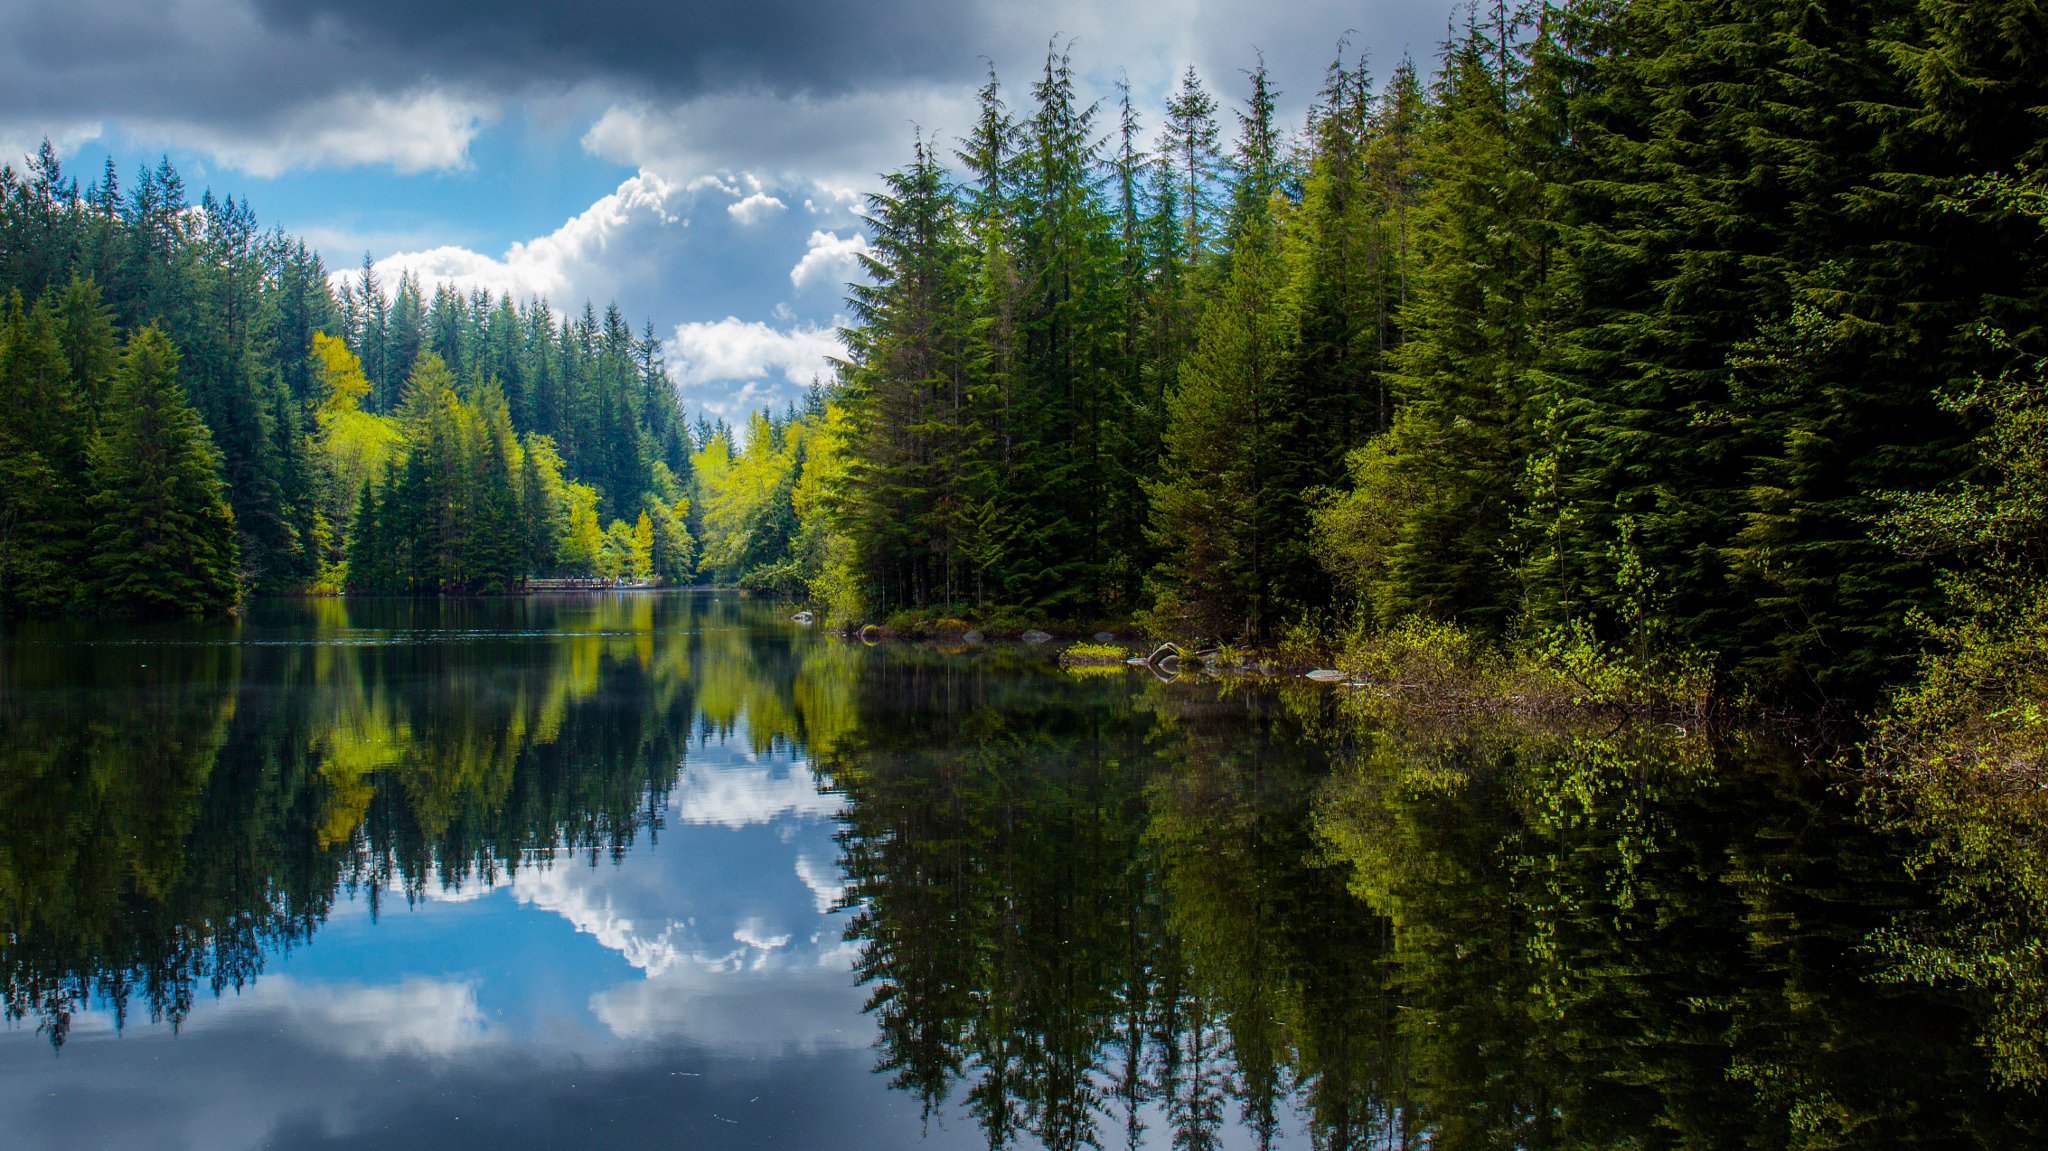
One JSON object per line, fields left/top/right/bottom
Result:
{"left": 88, "top": 327, "right": 239, "bottom": 614}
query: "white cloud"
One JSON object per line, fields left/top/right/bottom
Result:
{"left": 582, "top": 87, "right": 975, "bottom": 191}
{"left": 663, "top": 316, "right": 843, "bottom": 420}
{"left": 733, "top": 918, "right": 792, "bottom": 953}
{"left": 588, "top": 954, "right": 865, "bottom": 1052}
{"left": 671, "top": 760, "right": 846, "bottom": 829}
{"left": 726, "top": 191, "right": 787, "bottom": 225}
{"left": 330, "top": 169, "right": 689, "bottom": 305}
{"left": 794, "top": 852, "right": 847, "bottom": 914}
{"left": 138, "top": 88, "right": 490, "bottom": 178}
{"left": 514, "top": 863, "right": 697, "bottom": 977}
{"left": 0, "top": 121, "right": 103, "bottom": 171}
{"left": 198, "top": 976, "right": 490, "bottom": 1060}
{"left": 788, "top": 229, "right": 870, "bottom": 291}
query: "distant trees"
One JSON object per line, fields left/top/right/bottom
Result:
{"left": 0, "top": 149, "right": 700, "bottom": 611}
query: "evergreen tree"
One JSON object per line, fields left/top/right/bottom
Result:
{"left": 1160, "top": 67, "right": 1226, "bottom": 265}
{"left": 840, "top": 139, "right": 976, "bottom": 609}
{"left": 1145, "top": 146, "right": 1299, "bottom": 641}
{"left": 1315, "top": 22, "right": 1560, "bottom": 634}
{"left": 88, "top": 327, "right": 238, "bottom": 613}
{"left": 0, "top": 292, "right": 83, "bottom": 610}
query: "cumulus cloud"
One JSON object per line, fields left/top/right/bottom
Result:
{"left": 726, "top": 191, "right": 787, "bottom": 225}
{"left": 732, "top": 918, "right": 792, "bottom": 953}
{"left": 794, "top": 852, "right": 848, "bottom": 914}
{"left": 202, "top": 976, "right": 491, "bottom": 1060}
{"left": 0, "top": 0, "right": 497, "bottom": 176}
{"left": 666, "top": 317, "right": 841, "bottom": 385}
{"left": 515, "top": 862, "right": 707, "bottom": 978}
{"left": 0, "top": 121, "right": 102, "bottom": 169}
{"left": 789, "top": 229, "right": 870, "bottom": 292}
{"left": 663, "top": 316, "right": 842, "bottom": 420}
{"left": 132, "top": 88, "right": 489, "bottom": 177}
{"left": 332, "top": 169, "right": 688, "bottom": 304}
{"left": 589, "top": 954, "right": 865, "bottom": 1051}
{"left": 582, "top": 87, "right": 976, "bottom": 191}
{"left": 671, "top": 760, "right": 846, "bottom": 829}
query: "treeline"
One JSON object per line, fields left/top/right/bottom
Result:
{"left": 0, "top": 146, "right": 697, "bottom": 608}
{"left": 799, "top": 0, "right": 2048, "bottom": 703}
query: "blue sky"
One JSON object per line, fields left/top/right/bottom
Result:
{"left": 1, "top": 0, "right": 1452, "bottom": 422}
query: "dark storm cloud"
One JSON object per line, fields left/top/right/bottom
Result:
{"left": 0, "top": 0, "right": 989, "bottom": 172}
{"left": 248, "top": 0, "right": 986, "bottom": 99}
{"left": 0, "top": 0, "right": 981, "bottom": 130}
{"left": 0, "top": 0, "right": 1458, "bottom": 182}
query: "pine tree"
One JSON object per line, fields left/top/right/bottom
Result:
{"left": 1317, "top": 24, "right": 1560, "bottom": 634}
{"left": 841, "top": 138, "right": 976, "bottom": 610}
{"left": 466, "top": 382, "right": 526, "bottom": 592}
{"left": 1145, "top": 164, "right": 1298, "bottom": 641}
{"left": 88, "top": 327, "right": 238, "bottom": 613}
{"left": 1160, "top": 67, "right": 1226, "bottom": 265}
{"left": 0, "top": 291, "right": 90, "bottom": 611}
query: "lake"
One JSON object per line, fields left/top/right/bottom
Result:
{"left": 2, "top": 591, "right": 2043, "bottom": 1148}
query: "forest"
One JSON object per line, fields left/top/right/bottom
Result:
{"left": 4, "top": 0, "right": 2048, "bottom": 718}
{"left": 0, "top": 149, "right": 704, "bottom": 607}
{"left": 809, "top": 0, "right": 2048, "bottom": 716}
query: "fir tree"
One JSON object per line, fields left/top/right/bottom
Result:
{"left": 88, "top": 327, "right": 238, "bottom": 613}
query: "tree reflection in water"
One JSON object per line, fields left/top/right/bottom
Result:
{"left": 0, "top": 594, "right": 835, "bottom": 1049}
{"left": 831, "top": 668, "right": 2048, "bottom": 1149}
{"left": 4, "top": 599, "right": 2047, "bottom": 1147}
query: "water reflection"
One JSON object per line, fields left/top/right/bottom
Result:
{"left": 2, "top": 596, "right": 2046, "bottom": 1148}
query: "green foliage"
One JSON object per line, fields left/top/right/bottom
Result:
{"left": 1868, "top": 286, "right": 2048, "bottom": 1089}
{"left": 0, "top": 150, "right": 692, "bottom": 608}
{"left": 87, "top": 328, "right": 239, "bottom": 613}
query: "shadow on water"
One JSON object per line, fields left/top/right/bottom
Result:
{"left": 2, "top": 593, "right": 2046, "bottom": 1147}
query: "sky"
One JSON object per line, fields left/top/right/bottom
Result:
{"left": 0, "top": 0, "right": 1453, "bottom": 423}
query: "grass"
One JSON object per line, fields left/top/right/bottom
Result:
{"left": 1059, "top": 640, "right": 1131, "bottom": 667}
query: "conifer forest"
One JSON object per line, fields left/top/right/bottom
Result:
{"left": 17, "top": 3, "right": 2048, "bottom": 1142}
{"left": 3, "top": 0, "right": 2046, "bottom": 722}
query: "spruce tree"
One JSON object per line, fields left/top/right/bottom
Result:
{"left": 0, "top": 291, "right": 90, "bottom": 611}
{"left": 1146, "top": 89, "right": 1299, "bottom": 642}
{"left": 88, "top": 327, "right": 239, "bottom": 614}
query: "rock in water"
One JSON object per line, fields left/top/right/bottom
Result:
{"left": 963, "top": 630, "right": 985, "bottom": 644}
{"left": 1092, "top": 631, "right": 1115, "bottom": 643}
{"left": 1021, "top": 629, "right": 1053, "bottom": 644}
{"left": 1305, "top": 669, "right": 1348, "bottom": 682}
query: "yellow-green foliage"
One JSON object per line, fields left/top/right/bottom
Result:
{"left": 791, "top": 401, "right": 864, "bottom": 623}
{"left": 1060, "top": 640, "right": 1128, "bottom": 662}
{"left": 693, "top": 410, "right": 806, "bottom": 586}
{"left": 309, "top": 333, "right": 400, "bottom": 567}
{"left": 597, "top": 518, "right": 636, "bottom": 580}
{"left": 1863, "top": 325, "right": 2048, "bottom": 1087}
{"left": 559, "top": 481, "right": 603, "bottom": 575}
{"left": 1327, "top": 615, "right": 1711, "bottom": 719}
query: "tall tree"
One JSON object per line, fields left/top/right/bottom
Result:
{"left": 88, "top": 327, "right": 239, "bottom": 613}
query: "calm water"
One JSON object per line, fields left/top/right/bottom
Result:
{"left": 1, "top": 592, "right": 2042, "bottom": 1149}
